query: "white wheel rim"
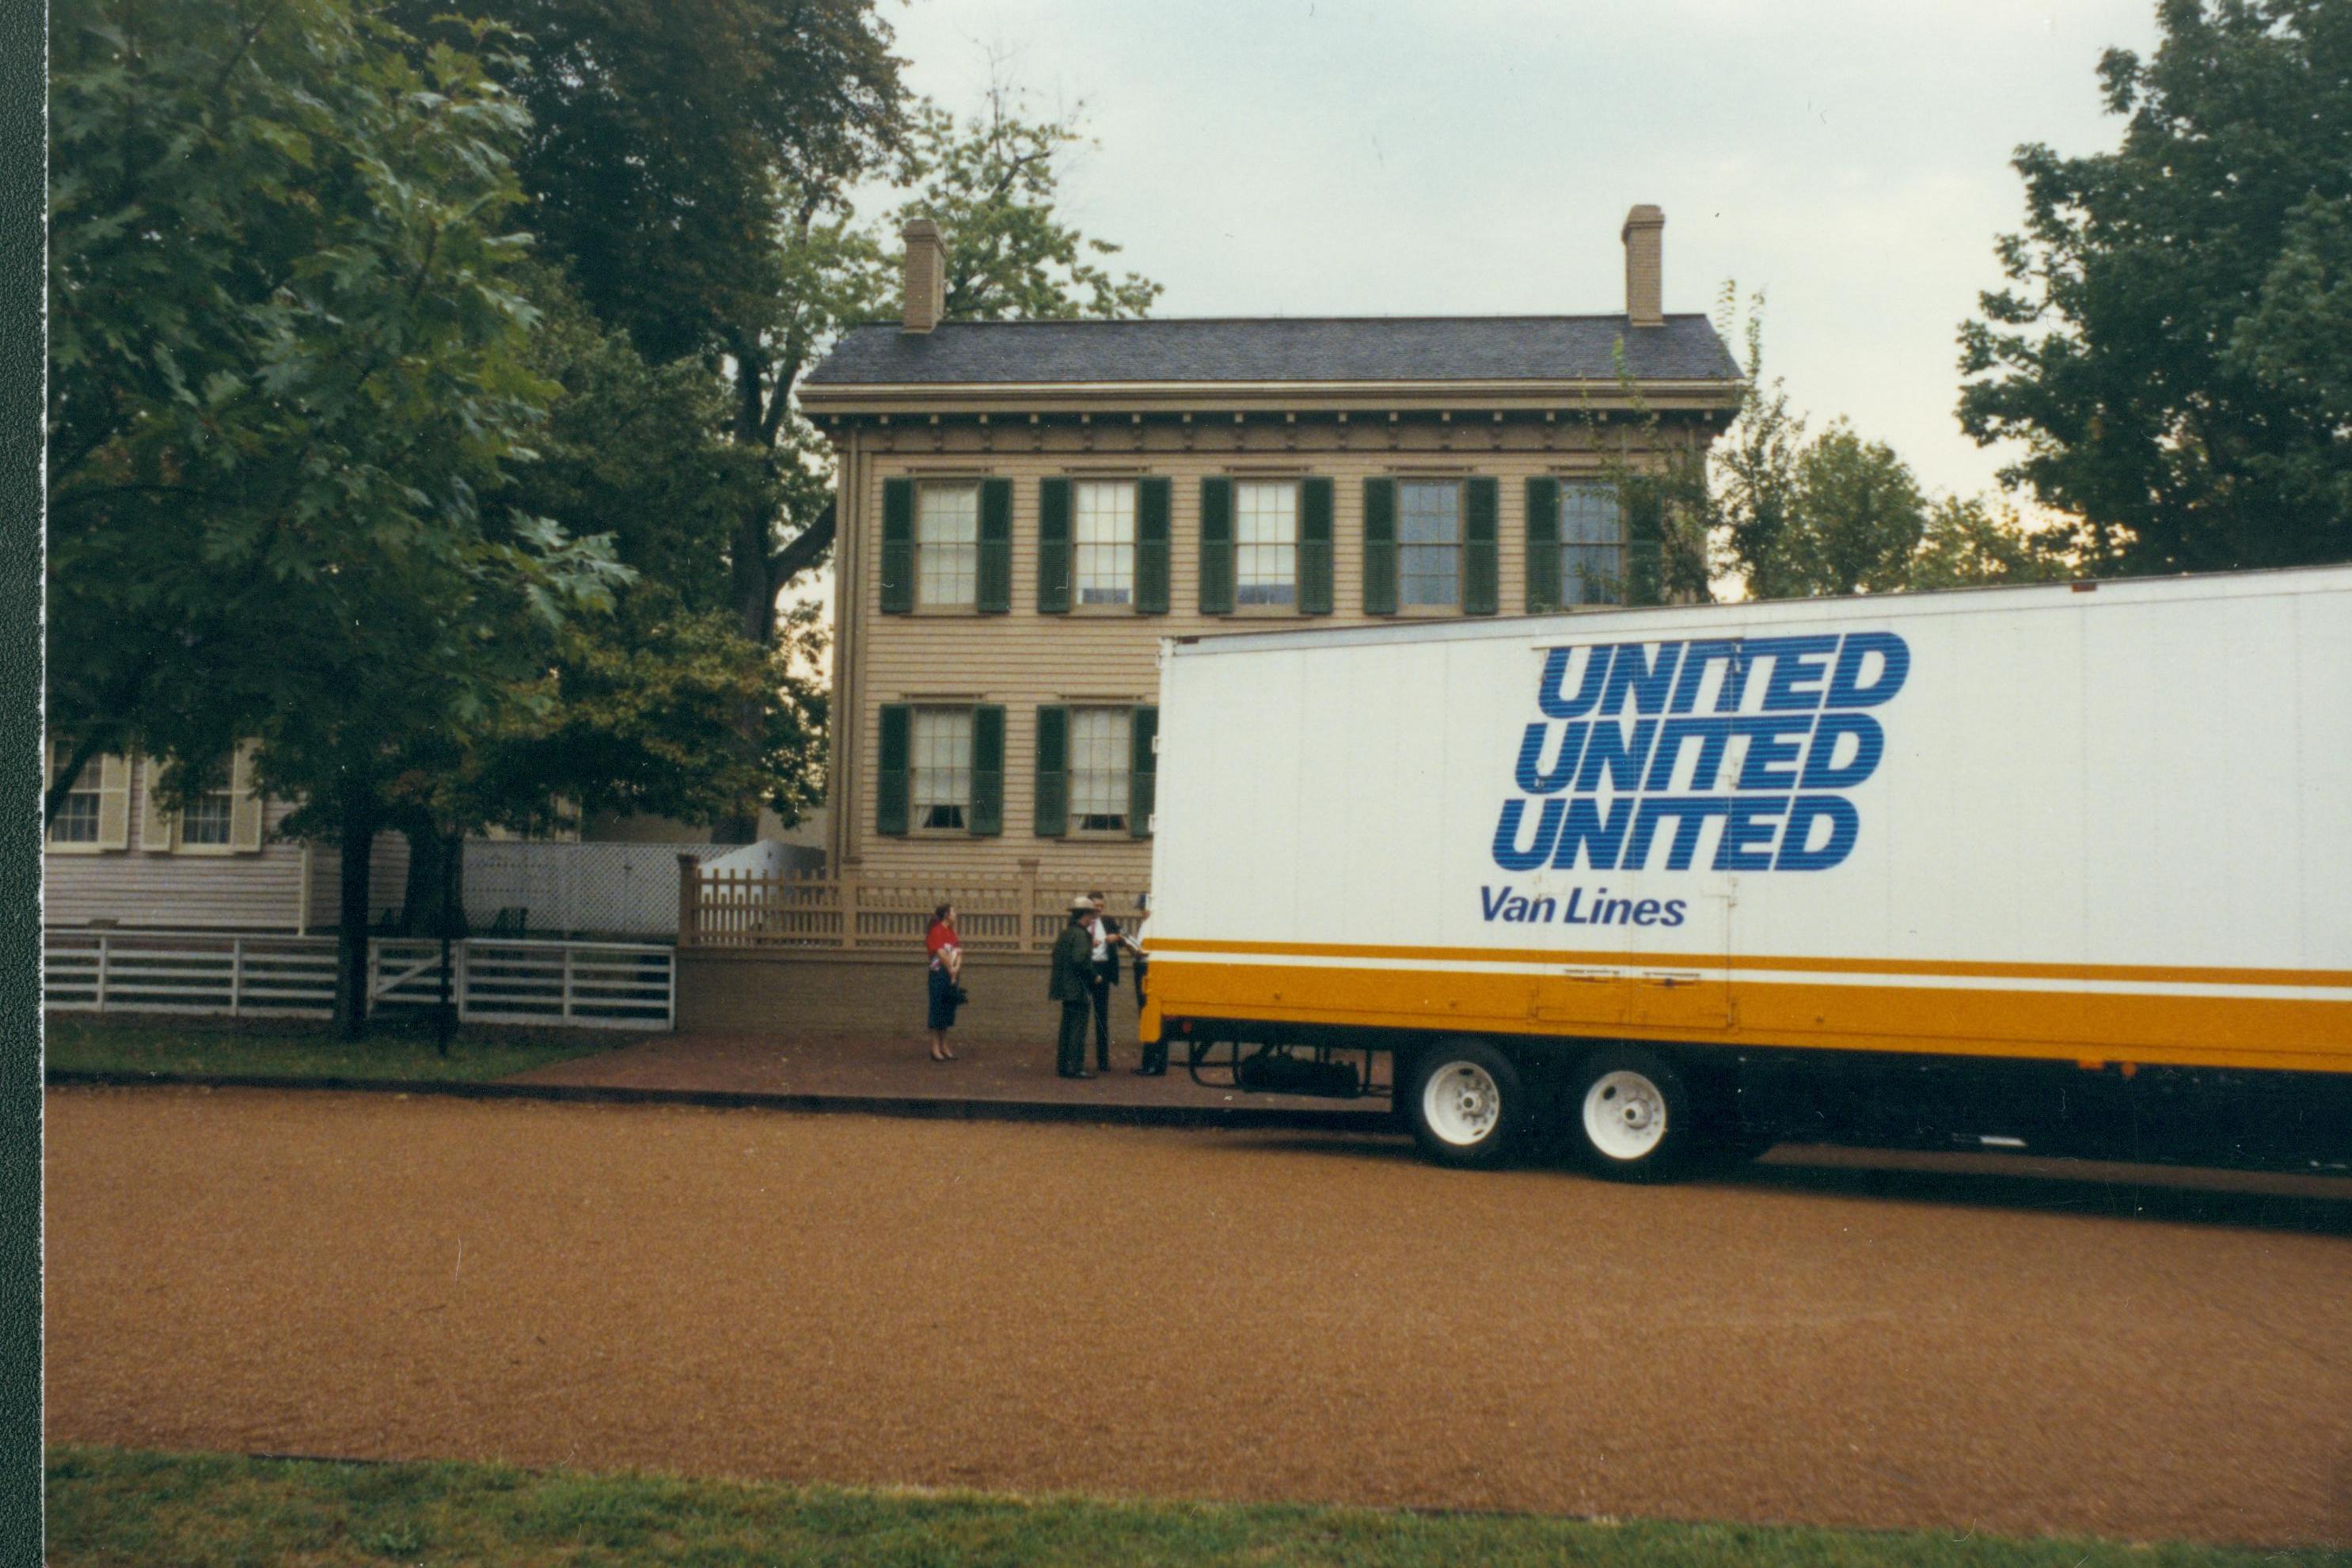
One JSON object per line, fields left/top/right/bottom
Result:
{"left": 1421, "top": 1061, "right": 1503, "bottom": 1147}
{"left": 1583, "top": 1069, "right": 1668, "bottom": 1161}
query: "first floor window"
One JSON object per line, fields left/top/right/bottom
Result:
{"left": 916, "top": 482, "right": 979, "bottom": 608}
{"left": 912, "top": 709, "right": 973, "bottom": 830}
{"left": 1074, "top": 480, "right": 1136, "bottom": 606}
{"left": 1562, "top": 482, "right": 1628, "bottom": 606}
{"left": 1399, "top": 480, "right": 1461, "bottom": 608}
{"left": 49, "top": 748, "right": 99, "bottom": 845}
{"left": 1234, "top": 480, "right": 1298, "bottom": 606}
{"left": 1070, "top": 708, "right": 1131, "bottom": 833}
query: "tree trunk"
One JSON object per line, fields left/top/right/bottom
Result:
{"left": 334, "top": 781, "right": 378, "bottom": 1040}
{"left": 398, "top": 819, "right": 435, "bottom": 936}
{"left": 715, "top": 480, "right": 779, "bottom": 846}
{"left": 397, "top": 818, "right": 469, "bottom": 939}
{"left": 712, "top": 342, "right": 834, "bottom": 847}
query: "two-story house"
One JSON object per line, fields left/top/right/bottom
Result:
{"left": 795, "top": 206, "right": 1743, "bottom": 902}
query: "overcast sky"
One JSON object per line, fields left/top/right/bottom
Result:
{"left": 876, "top": 0, "right": 2166, "bottom": 503}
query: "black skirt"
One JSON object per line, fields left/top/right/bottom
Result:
{"left": 926, "top": 963, "right": 960, "bottom": 1031}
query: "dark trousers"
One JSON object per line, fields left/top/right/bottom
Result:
{"left": 1056, "top": 1000, "right": 1091, "bottom": 1077}
{"left": 1087, "top": 972, "right": 1115, "bottom": 1069}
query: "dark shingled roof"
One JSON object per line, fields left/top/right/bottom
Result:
{"left": 804, "top": 314, "right": 1740, "bottom": 387}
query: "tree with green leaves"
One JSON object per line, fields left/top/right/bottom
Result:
{"left": 395, "top": 0, "right": 905, "bottom": 689}
{"left": 1774, "top": 423, "right": 1930, "bottom": 598}
{"left": 1705, "top": 297, "right": 1803, "bottom": 600}
{"left": 1712, "top": 291, "right": 2058, "bottom": 599}
{"left": 1906, "top": 496, "right": 2068, "bottom": 592}
{"left": 47, "top": 0, "right": 621, "bottom": 1032}
{"left": 1959, "top": 0, "right": 2352, "bottom": 575}
{"left": 433, "top": 13, "right": 1162, "bottom": 835}
{"left": 382, "top": 270, "right": 830, "bottom": 930}
{"left": 883, "top": 90, "right": 1165, "bottom": 325}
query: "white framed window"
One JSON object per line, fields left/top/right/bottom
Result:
{"left": 1073, "top": 480, "right": 1135, "bottom": 606}
{"left": 50, "top": 748, "right": 131, "bottom": 852}
{"left": 1562, "top": 482, "right": 1628, "bottom": 606}
{"left": 158, "top": 754, "right": 242, "bottom": 854}
{"left": 136, "top": 745, "right": 262, "bottom": 854}
{"left": 180, "top": 780, "right": 237, "bottom": 846}
{"left": 1399, "top": 480, "right": 1461, "bottom": 608}
{"left": 1069, "top": 708, "right": 1131, "bottom": 833}
{"left": 911, "top": 708, "right": 974, "bottom": 831}
{"left": 1234, "top": 481, "right": 1298, "bottom": 607}
{"left": 49, "top": 748, "right": 101, "bottom": 846}
{"left": 915, "top": 482, "right": 979, "bottom": 609}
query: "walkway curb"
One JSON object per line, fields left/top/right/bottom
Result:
{"left": 43, "top": 1069, "right": 1393, "bottom": 1134}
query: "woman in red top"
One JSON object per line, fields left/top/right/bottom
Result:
{"left": 925, "top": 902, "right": 963, "bottom": 1061}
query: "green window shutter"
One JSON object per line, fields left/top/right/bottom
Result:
{"left": 1037, "top": 478, "right": 1072, "bottom": 613}
{"left": 1129, "top": 705, "right": 1158, "bottom": 837}
{"left": 876, "top": 704, "right": 910, "bottom": 836}
{"left": 1362, "top": 477, "right": 1397, "bottom": 615}
{"left": 1137, "top": 477, "right": 1171, "bottom": 613}
{"left": 1525, "top": 476, "right": 1562, "bottom": 613}
{"left": 1299, "top": 476, "right": 1334, "bottom": 614}
{"left": 880, "top": 480, "right": 914, "bottom": 614}
{"left": 1465, "top": 476, "right": 1499, "bottom": 616}
{"left": 1628, "top": 487, "right": 1664, "bottom": 606}
{"left": 977, "top": 480, "right": 1013, "bottom": 613}
{"left": 969, "top": 704, "right": 1005, "bottom": 835}
{"left": 1198, "top": 477, "right": 1234, "bottom": 614}
{"left": 1032, "top": 705, "right": 1070, "bottom": 837}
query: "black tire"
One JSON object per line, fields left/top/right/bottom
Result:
{"left": 1564, "top": 1046, "right": 1698, "bottom": 1182}
{"left": 1404, "top": 1038, "right": 1526, "bottom": 1168}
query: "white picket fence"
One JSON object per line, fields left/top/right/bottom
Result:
{"left": 44, "top": 930, "right": 673, "bottom": 1030}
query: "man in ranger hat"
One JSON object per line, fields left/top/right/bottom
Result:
{"left": 1049, "top": 896, "right": 1097, "bottom": 1079}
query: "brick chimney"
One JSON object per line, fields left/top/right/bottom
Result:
{"left": 1621, "top": 205, "right": 1664, "bottom": 328}
{"left": 901, "top": 218, "right": 947, "bottom": 334}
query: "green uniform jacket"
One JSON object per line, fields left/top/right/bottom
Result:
{"left": 1047, "top": 923, "right": 1093, "bottom": 1002}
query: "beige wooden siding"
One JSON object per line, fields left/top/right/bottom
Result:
{"left": 45, "top": 765, "right": 408, "bottom": 932}
{"left": 832, "top": 420, "right": 1708, "bottom": 886}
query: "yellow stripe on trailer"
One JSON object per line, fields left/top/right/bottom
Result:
{"left": 1142, "top": 945, "right": 2352, "bottom": 1076}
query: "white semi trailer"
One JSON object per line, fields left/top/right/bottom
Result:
{"left": 1140, "top": 566, "right": 2352, "bottom": 1175}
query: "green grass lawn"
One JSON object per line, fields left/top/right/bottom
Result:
{"left": 42, "top": 1014, "right": 615, "bottom": 1084}
{"left": 42, "top": 1447, "right": 2350, "bottom": 1568}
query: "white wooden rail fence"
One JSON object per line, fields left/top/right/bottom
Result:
{"left": 45, "top": 931, "right": 673, "bottom": 1030}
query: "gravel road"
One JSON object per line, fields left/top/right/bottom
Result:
{"left": 43, "top": 1086, "right": 2352, "bottom": 1547}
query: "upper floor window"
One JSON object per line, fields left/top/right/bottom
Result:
{"left": 1235, "top": 481, "right": 1298, "bottom": 607}
{"left": 1074, "top": 480, "right": 1135, "bottom": 606}
{"left": 916, "top": 483, "right": 979, "bottom": 609}
{"left": 1398, "top": 480, "right": 1462, "bottom": 608}
{"left": 1069, "top": 708, "right": 1131, "bottom": 833}
{"left": 911, "top": 708, "right": 973, "bottom": 831}
{"left": 1562, "top": 483, "right": 1628, "bottom": 606}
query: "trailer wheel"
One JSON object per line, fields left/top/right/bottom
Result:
{"left": 1406, "top": 1038, "right": 1524, "bottom": 1167}
{"left": 1568, "top": 1048, "right": 1693, "bottom": 1180}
